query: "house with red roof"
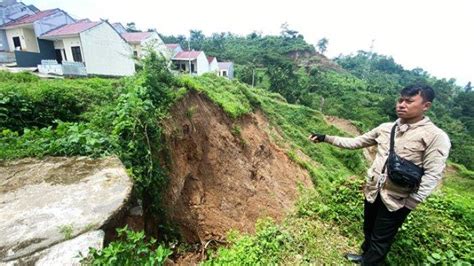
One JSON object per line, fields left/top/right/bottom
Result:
{"left": 171, "top": 50, "right": 210, "bottom": 75}
{"left": 121, "top": 31, "right": 167, "bottom": 59}
{"left": 39, "top": 20, "right": 135, "bottom": 76}
{"left": 165, "top": 43, "right": 183, "bottom": 58}
{"left": 1, "top": 8, "right": 74, "bottom": 53}
{"left": 0, "top": 0, "right": 38, "bottom": 53}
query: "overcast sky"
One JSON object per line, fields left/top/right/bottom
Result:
{"left": 26, "top": 0, "right": 473, "bottom": 86}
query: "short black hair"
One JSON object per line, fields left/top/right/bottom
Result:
{"left": 400, "top": 84, "right": 435, "bottom": 102}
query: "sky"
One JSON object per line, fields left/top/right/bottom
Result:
{"left": 25, "top": 0, "right": 473, "bottom": 86}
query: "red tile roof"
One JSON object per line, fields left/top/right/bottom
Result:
{"left": 121, "top": 32, "right": 152, "bottom": 43}
{"left": 173, "top": 51, "right": 203, "bottom": 60}
{"left": 166, "top": 43, "right": 180, "bottom": 50}
{"left": 42, "top": 21, "right": 100, "bottom": 37}
{"left": 1, "top": 9, "right": 60, "bottom": 28}
{"left": 207, "top": 56, "right": 216, "bottom": 63}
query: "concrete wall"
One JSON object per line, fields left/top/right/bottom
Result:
{"left": 15, "top": 39, "right": 55, "bottom": 67}
{"left": 22, "top": 28, "right": 39, "bottom": 52}
{"left": 0, "top": 29, "right": 8, "bottom": 51}
{"left": 33, "top": 11, "right": 75, "bottom": 37}
{"left": 196, "top": 52, "right": 209, "bottom": 75}
{"left": 6, "top": 27, "right": 39, "bottom": 52}
{"left": 0, "top": 51, "right": 15, "bottom": 63}
{"left": 6, "top": 27, "right": 21, "bottom": 51}
{"left": 80, "top": 22, "right": 135, "bottom": 76}
{"left": 57, "top": 37, "right": 81, "bottom": 62}
{"left": 209, "top": 59, "right": 218, "bottom": 73}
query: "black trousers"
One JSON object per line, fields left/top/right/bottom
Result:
{"left": 361, "top": 195, "right": 411, "bottom": 265}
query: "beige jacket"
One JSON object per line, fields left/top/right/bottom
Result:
{"left": 325, "top": 117, "right": 451, "bottom": 211}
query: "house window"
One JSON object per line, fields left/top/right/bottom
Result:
{"left": 180, "top": 63, "right": 186, "bottom": 71}
{"left": 12, "top": 36, "right": 21, "bottom": 50}
{"left": 55, "top": 49, "right": 63, "bottom": 63}
{"left": 222, "top": 70, "right": 228, "bottom": 77}
{"left": 191, "top": 63, "right": 195, "bottom": 73}
{"left": 71, "top": 46, "right": 83, "bottom": 62}
{"left": 133, "top": 51, "right": 138, "bottom": 57}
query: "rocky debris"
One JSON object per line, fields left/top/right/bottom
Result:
{"left": 162, "top": 91, "right": 313, "bottom": 243}
{"left": 4, "top": 230, "right": 104, "bottom": 266}
{"left": 0, "top": 156, "right": 132, "bottom": 263}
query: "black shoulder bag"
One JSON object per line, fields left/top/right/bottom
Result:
{"left": 382, "top": 124, "right": 424, "bottom": 191}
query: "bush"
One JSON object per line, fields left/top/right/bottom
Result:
{"left": 82, "top": 226, "right": 172, "bottom": 266}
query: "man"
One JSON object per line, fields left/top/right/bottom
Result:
{"left": 309, "top": 85, "right": 451, "bottom": 265}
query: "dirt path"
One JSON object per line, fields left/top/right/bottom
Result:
{"left": 324, "top": 115, "right": 375, "bottom": 163}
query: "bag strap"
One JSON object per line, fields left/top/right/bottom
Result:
{"left": 389, "top": 123, "right": 397, "bottom": 154}
{"left": 382, "top": 123, "right": 398, "bottom": 174}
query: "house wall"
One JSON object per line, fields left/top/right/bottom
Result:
{"left": 53, "top": 40, "right": 67, "bottom": 61}
{"left": 173, "top": 59, "right": 197, "bottom": 73}
{"left": 15, "top": 39, "right": 55, "bottom": 67}
{"left": 209, "top": 59, "right": 218, "bottom": 73}
{"left": 6, "top": 27, "right": 39, "bottom": 52}
{"left": 60, "top": 37, "right": 81, "bottom": 62}
{"left": 0, "top": 30, "right": 8, "bottom": 51}
{"left": 0, "top": 2, "right": 36, "bottom": 50}
{"left": 141, "top": 32, "right": 167, "bottom": 58}
{"left": 130, "top": 43, "right": 141, "bottom": 57}
{"left": 33, "top": 11, "right": 75, "bottom": 37}
{"left": 196, "top": 52, "right": 209, "bottom": 75}
{"left": 219, "top": 64, "right": 234, "bottom": 79}
{"left": 22, "top": 28, "right": 39, "bottom": 52}
{"left": 6, "top": 27, "right": 22, "bottom": 51}
{"left": 80, "top": 22, "right": 135, "bottom": 76}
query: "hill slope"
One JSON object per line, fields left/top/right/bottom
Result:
{"left": 1, "top": 64, "right": 472, "bottom": 264}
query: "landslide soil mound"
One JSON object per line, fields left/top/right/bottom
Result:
{"left": 162, "top": 91, "right": 312, "bottom": 243}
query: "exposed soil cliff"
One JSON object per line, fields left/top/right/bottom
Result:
{"left": 162, "top": 91, "right": 312, "bottom": 243}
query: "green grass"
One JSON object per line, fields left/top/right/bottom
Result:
{"left": 1, "top": 71, "right": 472, "bottom": 264}
{"left": 188, "top": 74, "right": 473, "bottom": 265}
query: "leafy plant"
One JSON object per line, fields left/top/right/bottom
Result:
{"left": 82, "top": 226, "right": 172, "bottom": 266}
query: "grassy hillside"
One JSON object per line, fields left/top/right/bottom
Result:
{"left": 161, "top": 30, "right": 474, "bottom": 170}
{"left": 1, "top": 56, "right": 472, "bottom": 264}
{"left": 186, "top": 74, "right": 473, "bottom": 265}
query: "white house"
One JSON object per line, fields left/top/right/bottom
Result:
{"left": 208, "top": 56, "right": 218, "bottom": 73}
{"left": 1, "top": 8, "right": 74, "bottom": 53}
{"left": 121, "top": 31, "right": 167, "bottom": 59}
{"left": 218, "top": 62, "right": 234, "bottom": 79}
{"left": 0, "top": 0, "right": 38, "bottom": 52}
{"left": 40, "top": 20, "right": 135, "bottom": 76}
{"left": 172, "top": 50, "right": 209, "bottom": 75}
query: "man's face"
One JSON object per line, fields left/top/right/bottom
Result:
{"left": 396, "top": 93, "right": 431, "bottom": 120}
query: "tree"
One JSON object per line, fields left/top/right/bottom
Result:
{"left": 317, "top": 38, "right": 328, "bottom": 54}
{"left": 280, "top": 22, "right": 299, "bottom": 39}
{"left": 190, "top": 30, "right": 205, "bottom": 50}
{"left": 126, "top": 22, "right": 139, "bottom": 32}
